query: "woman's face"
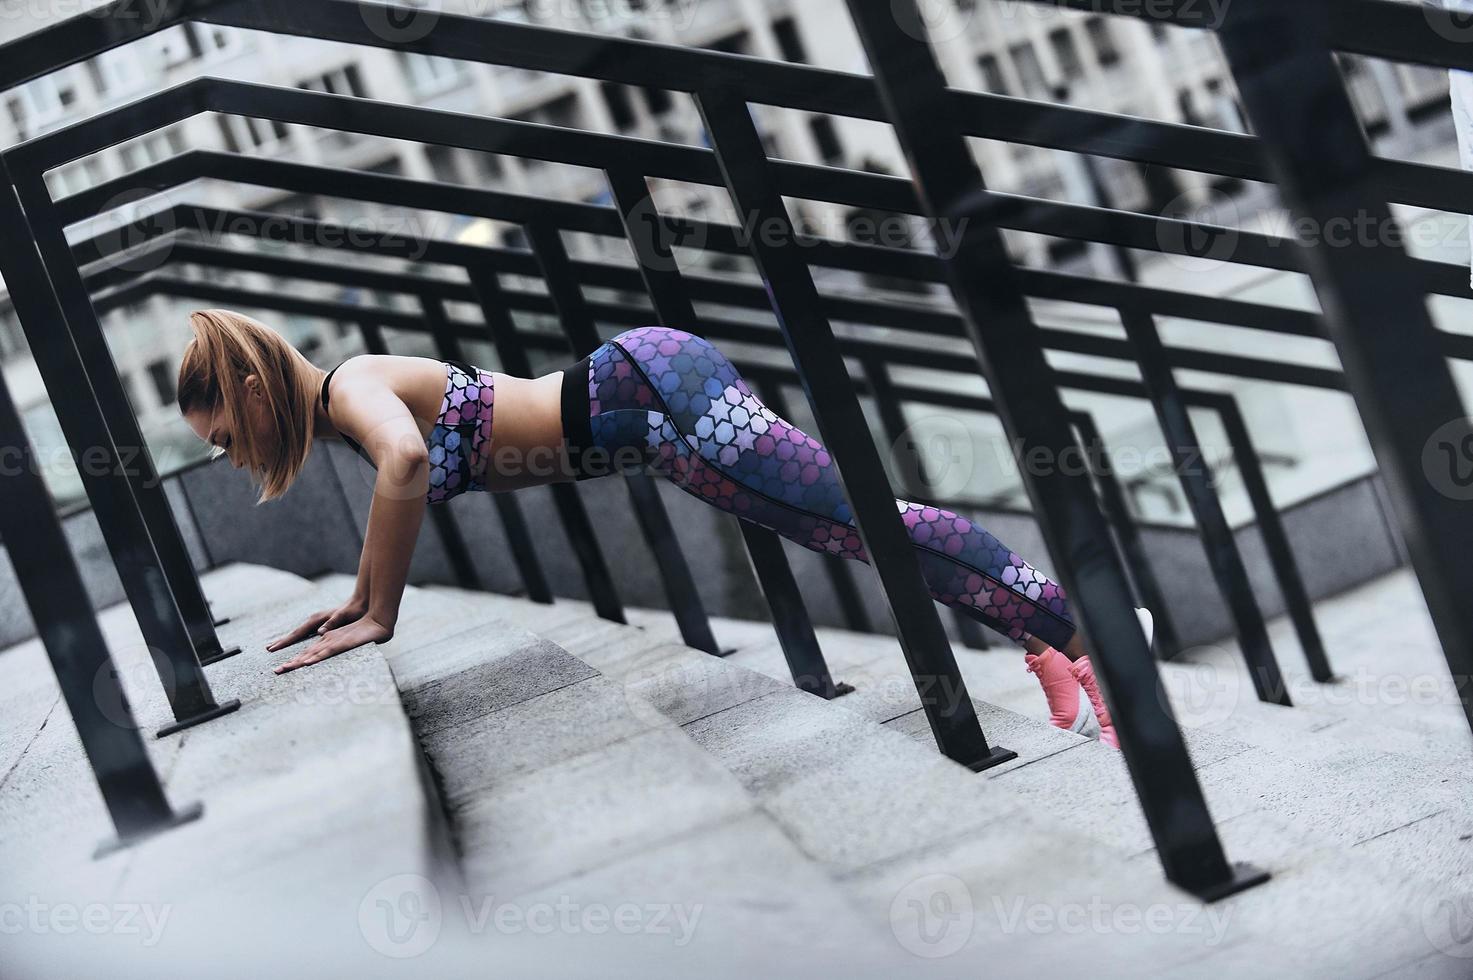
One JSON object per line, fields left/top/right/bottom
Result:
{"left": 182, "top": 373, "right": 275, "bottom": 470}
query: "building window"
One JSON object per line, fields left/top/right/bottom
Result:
{"left": 398, "top": 52, "right": 470, "bottom": 97}
{"left": 1008, "top": 43, "right": 1049, "bottom": 100}
{"left": 641, "top": 86, "right": 674, "bottom": 116}
{"left": 773, "top": 18, "right": 809, "bottom": 64}
{"left": 809, "top": 115, "right": 843, "bottom": 165}
{"left": 601, "top": 82, "right": 638, "bottom": 130}
{"left": 1049, "top": 28, "right": 1083, "bottom": 79}
{"left": 214, "top": 115, "right": 288, "bottom": 154}
{"left": 300, "top": 65, "right": 368, "bottom": 98}
{"left": 147, "top": 358, "right": 176, "bottom": 406}
{"left": 978, "top": 54, "right": 1010, "bottom": 95}
{"left": 425, "top": 144, "right": 462, "bottom": 184}
{"left": 1086, "top": 17, "right": 1121, "bottom": 67}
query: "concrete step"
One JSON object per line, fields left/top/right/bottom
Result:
{"left": 392, "top": 577, "right": 1473, "bottom": 975}
{"left": 0, "top": 563, "right": 458, "bottom": 979}
{"left": 378, "top": 592, "right": 897, "bottom": 971}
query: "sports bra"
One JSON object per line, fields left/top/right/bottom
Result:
{"left": 320, "top": 357, "right": 496, "bottom": 505}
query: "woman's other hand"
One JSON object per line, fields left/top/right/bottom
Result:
{"left": 272, "top": 614, "right": 394, "bottom": 673}
{"left": 266, "top": 596, "right": 369, "bottom": 652}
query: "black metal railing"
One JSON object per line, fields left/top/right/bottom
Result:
{"left": 4, "top": 0, "right": 1472, "bottom": 900}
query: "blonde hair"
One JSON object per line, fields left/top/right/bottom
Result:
{"left": 177, "top": 309, "right": 318, "bottom": 503}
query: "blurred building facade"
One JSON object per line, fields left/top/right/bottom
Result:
{"left": 0, "top": 0, "right": 1462, "bottom": 519}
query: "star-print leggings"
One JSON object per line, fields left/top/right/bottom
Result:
{"left": 558, "top": 325, "right": 1077, "bottom": 650}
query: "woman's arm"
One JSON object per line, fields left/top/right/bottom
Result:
{"left": 273, "top": 373, "right": 429, "bottom": 673}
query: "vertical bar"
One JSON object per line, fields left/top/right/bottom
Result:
{"left": 0, "top": 366, "right": 202, "bottom": 855}
{"left": 418, "top": 294, "right": 571, "bottom": 603}
{"left": 736, "top": 522, "right": 855, "bottom": 698}
{"left": 863, "top": 357, "right": 988, "bottom": 650}
{"left": 1069, "top": 412, "right": 1182, "bottom": 658}
{"left": 351, "top": 316, "right": 488, "bottom": 594}
{"left": 522, "top": 223, "right": 725, "bottom": 651}
{"left": 0, "top": 167, "right": 238, "bottom": 736}
{"left": 756, "top": 372, "right": 875, "bottom": 635}
{"left": 601, "top": 170, "right": 853, "bottom": 692}
{"left": 1120, "top": 309, "right": 1289, "bottom": 704}
{"left": 844, "top": 0, "right": 1262, "bottom": 898}
{"left": 10, "top": 172, "right": 235, "bottom": 666}
{"left": 440, "top": 283, "right": 623, "bottom": 622}
{"left": 1209, "top": 395, "right": 1332, "bottom": 682}
{"left": 1217, "top": 3, "right": 1469, "bottom": 706}
{"left": 691, "top": 91, "right": 1013, "bottom": 770}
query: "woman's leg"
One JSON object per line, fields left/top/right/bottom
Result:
{"left": 574, "top": 327, "right": 1073, "bottom": 645}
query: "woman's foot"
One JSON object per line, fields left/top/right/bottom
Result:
{"left": 1025, "top": 646, "right": 1100, "bottom": 738}
{"left": 1068, "top": 656, "right": 1119, "bottom": 748}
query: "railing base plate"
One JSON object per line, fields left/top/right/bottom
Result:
{"left": 964, "top": 745, "right": 1019, "bottom": 773}
{"left": 200, "top": 644, "right": 242, "bottom": 666}
{"left": 823, "top": 681, "right": 856, "bottom": 700}
{"left": 1182, "top": 861, "right": 1271, "bottom": 903}
{"left": 93, "top": 801, "right": 204, "bottom": 860}
{"left": 156, "top": 698, "right": 241, "bottom": 738}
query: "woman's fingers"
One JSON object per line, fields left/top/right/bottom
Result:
{"left": 272, "top": 621, "right": 373, "bottom": 673}
{"left": 266, "top": 609, "right": 332, "bottom": 652}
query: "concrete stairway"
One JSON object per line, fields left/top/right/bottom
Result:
{"left": 6, "top": 561, "right": 1467, "bottom": 977}
{"left": 409, "top": 569, "right": 1473, "bottom": 978}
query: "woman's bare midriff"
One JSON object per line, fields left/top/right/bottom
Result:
{"left": 476, "top": 370, "right": 574, "bottom": 491}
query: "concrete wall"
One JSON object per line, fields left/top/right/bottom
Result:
{"left": 0, "top": 443, "right": 1411, "bottom": 654}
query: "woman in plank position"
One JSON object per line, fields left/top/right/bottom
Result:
{"left": 180, "top": 309, "right": 1151, "bottom": 747}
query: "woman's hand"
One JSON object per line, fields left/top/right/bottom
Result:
{"left": 266, "top": 596, "right": 369, "bottom": 653}
{"left": 272, "top": 614, "right": 394, "bottom": 673}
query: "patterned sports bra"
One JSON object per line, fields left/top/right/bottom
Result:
{"left": 320, "top": 357, "right": 496, "bottom": 505}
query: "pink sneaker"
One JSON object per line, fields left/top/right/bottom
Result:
{"left": 1025, "top": 646, "right": 1099, "bottom": 737}
{"left": 1069, "top": 656, "right": 1119, "bottom": 749}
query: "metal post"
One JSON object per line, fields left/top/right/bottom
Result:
{"left": 755, "top": 373, "right": 876, "bottom": 636}
{"left": 1218, "top": 2, "right": 1465, "bottom": 700}
{"left": 521, "top": 223, "right": 726, "bottom": 651}
{"left": 844, "top": 0, "right": 1263, "bottom": 898}
{"left": 1069, "top": 412, "right": 1183, "bottom": 658}
{"left": 0, "top": 367, "right": 203, "bottom": 856}
{"left": 693, "top": 87, "right": 1013, "bottom": 770}
{"left": 0, "top": 169, "right": 238, "bottom": 736}
{"left": 1120, "top": 310, "right": 1290, "bottom": 704}
{"left": 444, "top": 281, "right": 625, "bottom": 623}
{"left": 417, "top": 293, "right": 567, "bottom": 604}
{"left": 8, "top": 170, "right": 237, "bottom": 666}
{"left": 863, "top": 357, "right": 990, "bottom": 650}
{"left": 350, "top": 316, "right": 488, "bottom": 593}
{"left": 600, "top": 171, "right": 853, "bottom": 685}
{"left": 1209, "top": 396, "right": 1332, "bottom": 681}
